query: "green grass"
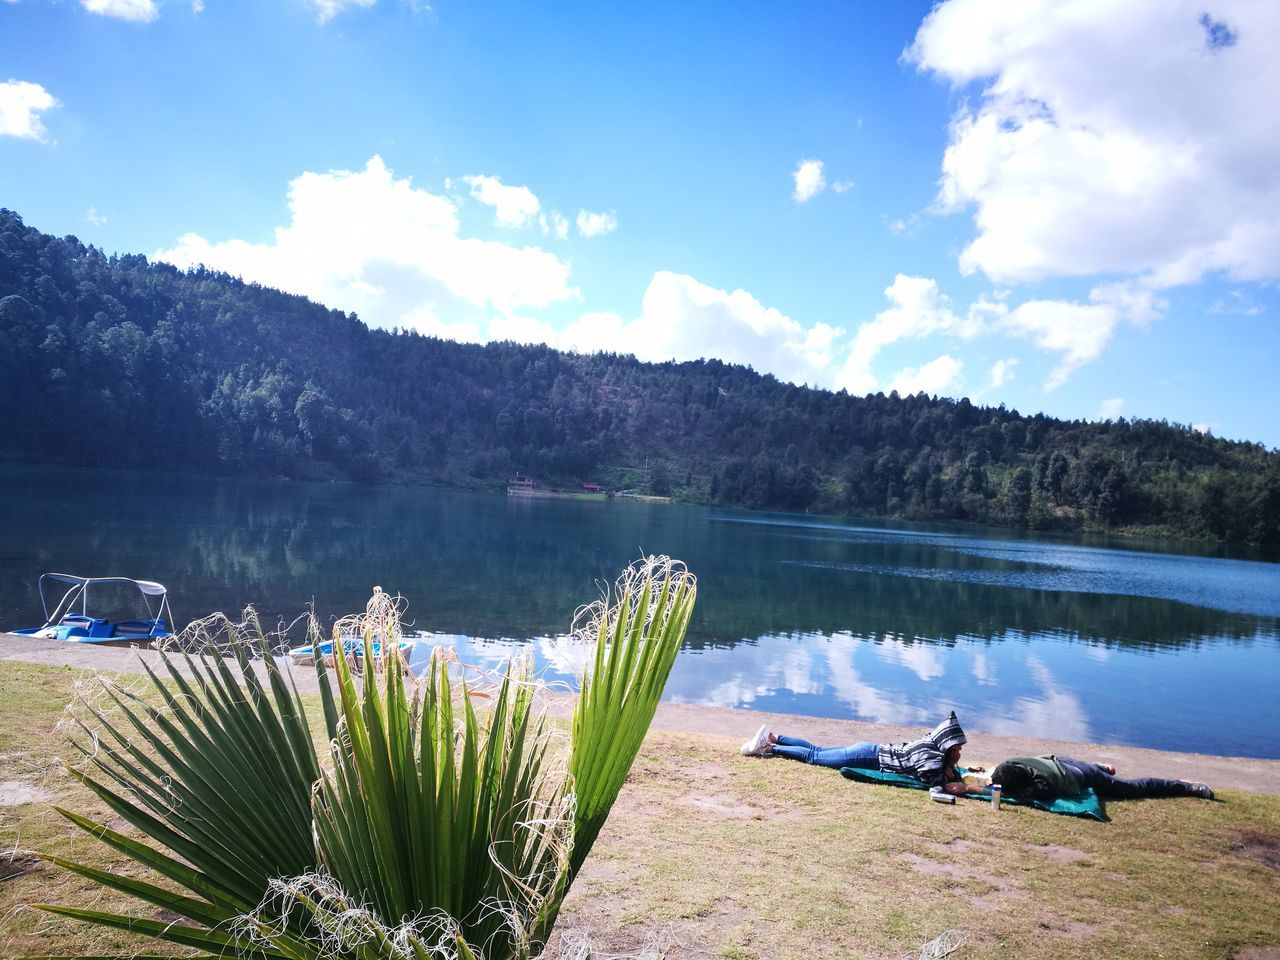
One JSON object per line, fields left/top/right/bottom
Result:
{"left": 3, "top": 662, "right": 1279, "bottom": 959}
{"left": 0, "top": 662, "right": 173, "bottom": 956}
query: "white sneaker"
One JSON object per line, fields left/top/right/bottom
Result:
{"left": 740, "top": 723, "right": 772, "bottom": 756}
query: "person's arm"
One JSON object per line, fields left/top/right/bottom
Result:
{"left": 941, "top": 780, "right": 987, "bottom": 796}
{"left": 1027, "top": 772, "right": 1056, "bottom": 801}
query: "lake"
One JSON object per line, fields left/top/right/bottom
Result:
{"left": 2, "top": 464, "right": 1278, "bottom": 758}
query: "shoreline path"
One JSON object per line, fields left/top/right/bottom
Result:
{"left": 5, "top": 631, "right": 1278, "bottom": 796}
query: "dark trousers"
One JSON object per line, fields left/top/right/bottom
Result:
{"left": 1058, "top": 756, "right": 1196, "bottom": 799}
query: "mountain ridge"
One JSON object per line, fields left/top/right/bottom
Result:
{"left": 2, "top": 208, "right": 1276, "bottom": 545}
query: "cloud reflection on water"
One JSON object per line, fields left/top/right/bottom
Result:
{"left": 872, "top": 634, "right": 946, "bottom": 681}
{"left": 399, "top": 620, "right": 1276, "bottom": 756}
{"left": 979, "top": 655, "right": 1092, "bottom": 745}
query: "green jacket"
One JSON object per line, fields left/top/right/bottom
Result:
{"left": 997, "top": 755, "right": 1082, "bottom": 801}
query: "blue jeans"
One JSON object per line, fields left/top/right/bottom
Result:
{"left": 772, "top": 735, "right": 881, "bottom": 770}
{"left": 1057, "top": 756, "right": 1196, "bottom": 799}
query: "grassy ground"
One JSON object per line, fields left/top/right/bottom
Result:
{"left": 2, "top": 660, "right": 1278, "bottom": 959}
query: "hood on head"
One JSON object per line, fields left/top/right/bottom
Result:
{"left": 932, "top": 710, "right": 967, "bottom": 752}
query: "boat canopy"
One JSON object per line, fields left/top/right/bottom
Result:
{"left": 33, "top": 573, "right": 172, "bottom": 626}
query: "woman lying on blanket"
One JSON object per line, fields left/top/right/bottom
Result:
{"left": 740, "top": 711, "right": 984, "bottom": 795}
{"left": 990, "top": 755, "right": 1214, "bottom": 801}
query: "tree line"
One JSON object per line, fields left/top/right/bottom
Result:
{"left": 2, "top": 208, "right": 1277, "bottom": 545}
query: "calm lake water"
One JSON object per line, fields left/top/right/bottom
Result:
{"left": 2, "top": 465, "right": 1278, "bottom": 758}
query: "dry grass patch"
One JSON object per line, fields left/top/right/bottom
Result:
{"left": 551, "top": 730, "right": 1280, "bottom": 960}
{"left": 0, "top": 662, "right": 176, "bottom": 956}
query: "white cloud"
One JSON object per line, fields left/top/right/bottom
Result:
{"left": 886, "top": 213, "right": 922, "bottom": 236}
{"left": 539, "top": 211, "right": 570, "bottom": 240}
{"left": 1209, "top": 290, "right": 1264, "bottom": 316}
{"left": 558, "top": 310, "right": 626, "bottom": 351}
{"left": 1098, "top": 397, "right": 1125, "bottom": 420}
{"left": 997, "top": 281, "right": 1162, "bottom": 391}
{"left": 81, "top": 0, "right": 158, "bottom": 21}
{"left": 792, "top": 159, "right": 826, "bottom": 203}
{"left": 838, "top": 274, "right": 1159, "bottom": 394}
{"left": 85, "top": 206, "right": 107, "bottom": 226}
{"left": 0, "top": 80, "right": 59, "bottom": 141}
{"left": 831, "top": 180, "right": 855, "bottom": 194}
{"left": 460, "top": 174, "right": 541, "bottom": 228}
{"left": 560, "top": 272, "right": 843, "bottom": 386}
{"left": 908, "top": 0, "right": 1280, "bottom": 288}
{"left": 149, "top": 159, "right": 849, "bottom": 384}
{"left": 312, "top": 0, "right": 376, "bottom": 23}
{"left": 153, "top": 156, "right": 577, "bottom": 332}
{"left": 489, "top": 313, "right": 561, "bottom": 345}
{"left": 399, "top": 306, "right": 483, "bottom": 344}
{"left": 575, "top": 209, "right": 617, "bottom": 238}
{"left": 837, "top": 275, "right": 986, "bottom": 394}
{"left": 1192, "top": 422, "right": 1216, "bottom": 435}
{"left": 999, "top": 298, "right": 1121, "bottom": 392}
{"left": 887, "top": 354, "right": 964, "bottom": 397}
{"left": 985, "top": 357, "right": 1017, "bottom": 391}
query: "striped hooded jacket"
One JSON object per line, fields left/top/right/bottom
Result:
{"left": 877, "top": 711, "right": 968, "bottom": 785}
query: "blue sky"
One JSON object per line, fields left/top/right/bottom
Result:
{"left": 3, "top": 0, "right": 1278, "bottom": 448}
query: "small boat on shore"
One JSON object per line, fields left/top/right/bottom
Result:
{"left": 13, "top": 573, "right": 173, "bottom": 643}
{"left": 289, "top": 636, "right": 413, "bottom": 668}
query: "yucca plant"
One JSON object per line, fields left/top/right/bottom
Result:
{"left": 29, "top": 556, "right": 696, "bottom": 959}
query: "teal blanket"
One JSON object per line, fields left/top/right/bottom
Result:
{"left": 838, "top": 766, "right": 1109, "bottom": 822}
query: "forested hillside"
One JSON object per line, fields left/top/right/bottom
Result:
{"left": 2, "top": 208, "right": 1277, "bottom": 544}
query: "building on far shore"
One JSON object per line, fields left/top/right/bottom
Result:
{"left": 507, "top": 474, "right": 609, "bottom": 501}
{"left": 507, "top": 473, "right": 536, "bottom": 495}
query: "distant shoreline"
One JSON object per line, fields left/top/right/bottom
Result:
{"left": 3, "top": 461, "right": 1273, "bottom": 558}
{"left": 507, "top": 488, "right": 608, "bottom": 501}
{"left": 4, "top": 631, "right": 1278, "bottom": 795}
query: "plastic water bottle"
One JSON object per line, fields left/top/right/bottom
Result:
{"left": 991, "top": 784, "right": 1002, "bottom": 810}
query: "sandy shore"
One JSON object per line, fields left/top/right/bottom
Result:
{"left": 4, "top": 630, "right": 1278, "bottom": 796}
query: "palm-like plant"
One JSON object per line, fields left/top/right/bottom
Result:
{"left": 31, "top": 556, "right": 696, "bottom": 959}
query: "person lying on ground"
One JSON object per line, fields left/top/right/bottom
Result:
{"left": 990, "top": 755, "right": 1214, "bottom": 801}
{"left": 740, "top": 711, "right": 977, "bottom": 791}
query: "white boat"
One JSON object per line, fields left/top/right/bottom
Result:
{"left": 289, "top": 636, "right": 412, "bottom": 668}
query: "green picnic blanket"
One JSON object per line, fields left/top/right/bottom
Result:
{"left": 838, "top": 765, "right": 1109, "bottom": 822}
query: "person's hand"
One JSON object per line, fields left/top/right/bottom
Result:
{"left": 942, "top": 781, "right": 969, "bottom": 795}
{"left": 968, "top": 765, "right": 986, "bottom": 773}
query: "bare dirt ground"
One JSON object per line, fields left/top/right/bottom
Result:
{"left": 4, "top": 631, "right": 1279, "bottom": 796}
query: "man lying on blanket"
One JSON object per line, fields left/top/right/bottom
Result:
{"left": 991, "top": 755, "right": 1213, "bottom": 802}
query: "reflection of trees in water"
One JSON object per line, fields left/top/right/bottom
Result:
{"left": 684, "top": 560, "right": 1276, "bottom": 652}
{"left": 2, "top": 469, "right": 648, "bottom": 634}
{"left": 2, "top": 467, "right": 1276, "bottom": 653}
